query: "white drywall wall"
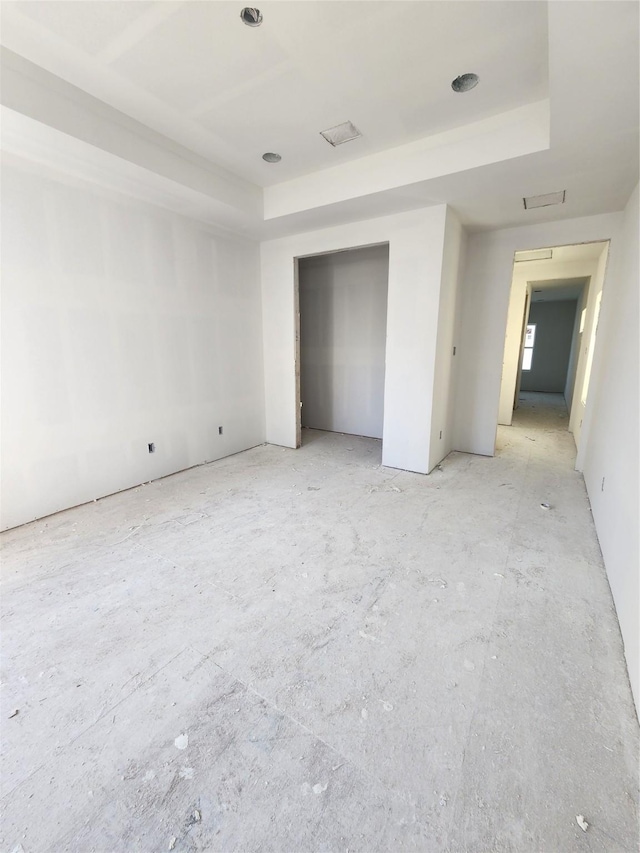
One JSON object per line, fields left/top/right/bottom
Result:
{"left": 569, "top": 245, "right": 609, "bottom": 447}
{"left": 0, "top": 155, "right": 265, "bottom": 531}
{"left": 564, "top": 288, "right": 585, "bottom": 412}
{"left": 429, "top": 208, "right": 466, "bottom": 471}
{"left": 261, "top": 206, "right": 449, "bottom": 474}
{"left": 298, "top": 245, "right": 389, "bottom": 440}
{"left": 454, "top": 212, "right": 622, "bottom": 456}
{"left": 521, "top": 300, "right": 578, "bottom": 392}
{"left": 578, "top": 184, "right": 639, "bottom": 707}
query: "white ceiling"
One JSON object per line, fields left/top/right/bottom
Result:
{"left": 0, "top": 1, "right": 637, "bottom": 237}
{"left": 529, "top": 277, "right": 588, "bottom": 303}
{"left": 0, "top": 1, "right": 549, "bottom": 186}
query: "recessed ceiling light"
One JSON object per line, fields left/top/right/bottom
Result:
{"left": 240, "top": 7, "right": 262, "bottom": 26}
{"left": 320, "top": 121, "right": 362, "bottom": 147}
{"left": 262, "top": 152, "right": 281, "bottom": 163}
{"left": 451, "top": 73, "right": 479, "bottom": 93}
{"left": 514, "top": 248, "right": 553, "bottom": 262}
{"left": 523, "top": 191, "right": 566, "bottom": 210}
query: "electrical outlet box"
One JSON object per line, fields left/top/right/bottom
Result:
{"left": 148, "top": 443, "right": 155, "bottom": 453}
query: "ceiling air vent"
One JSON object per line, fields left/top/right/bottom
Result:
{"left": 320, "top": 121, "right": 362, "bottom": 147}
{"left": 514, "top": 248, "right": 553, "bottom": 262}
{"left": 523, "top": 191, "right": 566, "bottom": 210}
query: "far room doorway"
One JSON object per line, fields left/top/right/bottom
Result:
{"left": 296, "top": 244, "right": 390, "bottom": 452}
{"left": 497, "top": 240, "right": 610, "bottom": 456}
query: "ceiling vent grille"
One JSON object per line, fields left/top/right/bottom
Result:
{"left": 523, "top": 191, "right": 566, "bottom": 209}
{"left": 514, "top": 248, "right": 553, "bottom": 262}
{"left": 320, "top": 121, "right": 362, "bottom": 147}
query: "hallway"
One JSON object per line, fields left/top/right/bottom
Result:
{"left": 1, "top": 402, "right": 638, "bottom": 851}
{"left": 511, "top": 391, "right": 570, "bottom": 432}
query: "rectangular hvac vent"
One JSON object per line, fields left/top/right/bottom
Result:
{"left": 320, "top": 121, "right": 362, "bottom": 147}
{"left": 514, "top": 248, "right": 553, "bottom": 262}
{"left": 523, "top": 190, "right": 566, "bottom": 209}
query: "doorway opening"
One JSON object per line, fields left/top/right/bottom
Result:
{"left": 295, "top": 244, "right": 390, "bottom": 451}
{"left": 497, "top": 240, "right": 610, "bottom": 457}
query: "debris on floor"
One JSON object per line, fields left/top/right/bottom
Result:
{"left": 576, "top": 814, "right": 589, "bottom": 832}
{"left": 540, "top": 502, "right": 551, "bottom": 510}
{"left": 2, "top": 420, "right": 638, "bottom": 852}
{"left": 174, "top": 733, "right": 189, "bottom": 750}
{"left": 8, "top": 708, "right": 19, "bottom": 718}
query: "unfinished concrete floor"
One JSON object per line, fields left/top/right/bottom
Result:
{"left": 1, "top": 393, "right": 638, "bottom": 852}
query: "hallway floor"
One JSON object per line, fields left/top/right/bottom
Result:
{"left": 2, "top": 398, "right": 638, "bottom": 852}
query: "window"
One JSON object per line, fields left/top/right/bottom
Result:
{"left": 522, "top": 323, "right": 536, "bottom": 371}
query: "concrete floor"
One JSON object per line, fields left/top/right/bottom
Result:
{"left": 1, "top": 392, "right": 638, "bottom": 852}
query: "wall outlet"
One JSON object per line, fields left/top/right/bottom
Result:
{"left": 439, "top": 430, "right": 442, "bottom": 439}
{"left": 148, "top": 443, "right": 155, "bottom": 453}
{"left": 601, "top": 477, "right": 605, "bottom": 492}
{"left": 218, "top": 426, "right": 223, "bottom": 435}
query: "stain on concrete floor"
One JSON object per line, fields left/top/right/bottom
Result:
{"left": 1, "top": 393, "right": 638, "bottom": 851}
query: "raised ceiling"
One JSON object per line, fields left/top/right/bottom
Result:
{"left": 0, "top": 2, "right": 638, "bottom": 238}
{"left": 0, "top": 1, "right": 549, "bottom": 185}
